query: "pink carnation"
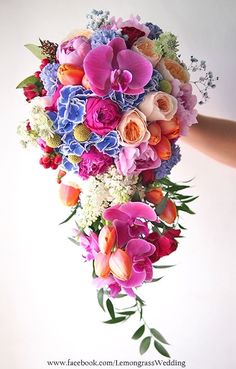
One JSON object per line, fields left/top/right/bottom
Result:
{"left": 115, "top": 142, "right": 161, "bottom": 176}
{"left": 79, "top": 147, "right": 113, "bottom": 179}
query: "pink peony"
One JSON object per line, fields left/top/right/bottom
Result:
{"left": 57, "top": 36, "right": 91, "bottom": 67}
{"left": 79, "top": 147, "right": 113, "bottom": 179}
{"left": 115, "top": 142, "right": 161, "bottom": 176}
{"left": 85, "top": 97, "right": 122, "bottom": 135}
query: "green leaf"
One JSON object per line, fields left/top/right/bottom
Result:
{"left": 154, "top": 340, "right": 170, "bottom": 358}
{"left": 16, "top": 75, "right": 40, "bottom": 89}
{"left": 150, "top": 277, "right": 164, "bottom": 283}
{"left": 103, "top": 317, "right": 126, "bottom": 324}
{"left": 132, "top": 325, "right": 145, "bottom": 340}
{"left": 139, "top": 336, "right": 151, "bottom": 355}
{"left": 59, "top": 204, "right": 79, "bottom": 225}
{"left": 153, "top": 265, "right": 176, "bottom": 269}
{"left": 106, "top": 299, "right": 115, "bottom": 319}
{"left": 150, "top": 328, "right": 169, "bottom": 345}
{"left": 118, "top": 311, "right": 136, "bottom": 316}
{"left": 68, "top": 237, "right": 80, "bottom": 246}
{"left": 183, "top": 196, "right": 198, "bottom": 204}
{"left": 24, "top": 43, "right": 44, "bottom": 59}
{"left": 115, "top": 294, "right": 127, "bottom": 298}
{"left": 177, "top": 203, "right": 195, "bottom": 215}
{"left": 178, "top": 223, "right": 187, "bottom": 230}
{"left": 155, "top": 193, "right": 169, "bottom": 215}
{"left": 97, "top": 289, "right": 105, "bottom": 311}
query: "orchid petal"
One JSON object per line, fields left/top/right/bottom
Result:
{"left": 126, "top": 239, "right": 155, "bottom": 258}
{"left": 103, "top": 207, "right": 130, "bottom": 222}
{"left": 115, "top": 268, "right": 146, "bottom": 288}
{"left": 117, "top": 50, "right": 153, "bottom": 89}
{"left": 119, "top": 202, "right": 157, "bottom": 221}
{"left": 108, "top": 37, "right": 127, "bottom": 69}
{"left": 84, "top": 45, "right": 113, "bottom": 90}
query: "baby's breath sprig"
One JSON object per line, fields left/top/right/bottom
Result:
{"left": 86, "top": 9, "right": 110, "bottom": 31}
{"left": 188, "top": 56, "right": 219, "bottom": 104}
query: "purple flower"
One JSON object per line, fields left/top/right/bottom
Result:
{"left": 115, "top": 142, "right": 161, "bottom": 176}
{"left": 56, "top": 36, "right": 91, "bottom": 67}
{"left": 91, "top": 29, "right": 119, "bottom": 48}
{"left": 79, "top": 147, "right": 113, "bottom": 179}
{"left": 84, "top": 37, "right": 153, "bottom": 96}
{"left": 145, "top": 22, "right": 163, "bottom": 40}
{"left": 103, "top": 202, "right": 157, "bottom": 247}
{"left": 171, "top": 79, "right": 198, "bottom": 135}
{"left": 79, "top": 232, "right": 99, "bottom": 261}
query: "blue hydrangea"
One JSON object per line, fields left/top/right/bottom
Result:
{"left": 91, "top": 29, "right": 119, "bottom": 48}
{"left": 95, "top": 131, "right": 120, "bottom": 157}
{"left": 40, "top": 63, "right": 60, "bottom": 96}
{"left": 56, "top": 86, "right": 93, "bottom": 135}
{"left": 109, "top": 91, "right": 145, "bottom": 112}
{"left": 144, "top": 70, "right": 163, "bottom": 93}
{"left": 145, "top": 22, "right": 163, "bottom": 40}
{"left": 155, "top": 144, "right": 181, "bottom": 179}
{"left": 62, "top": 156, "right": 78, "bottom": 173}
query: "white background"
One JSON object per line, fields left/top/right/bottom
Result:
{"left": 0, "top": 0, "right": 236, "bottom": 368}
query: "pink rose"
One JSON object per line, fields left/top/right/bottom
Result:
{"left": 115, "top": 142, "right": 161, "bottom": 176}
{"left": 79, "top": 147, "right": 113, "bottom": 179}
{"left": 57, "top": 36, "right": 91, "bottom": 67}
{"left": 139, "top": 91, "right": 178, "bottom": 121}
{"left": 85, "top": 97, "right": 122, "bottom": 136}
{"left": 117, "top": 109, "right": 150, "bottom": 147}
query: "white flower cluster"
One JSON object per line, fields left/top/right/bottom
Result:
{"left": 29, "top": 104, "right": 54, "bottom": 140}
{"left": 17, "top": 120, "right": 38, "bottom": 148}
{"left": 65, "top": 166, "right": 139, "bottom": 230}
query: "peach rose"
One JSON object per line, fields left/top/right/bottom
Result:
{"left": 63, "top": 29, "right": 94, "bottom": 42}
{"left": 156, "top": 58, "right": 190, "bottom": 83}
{"left": 139, "top": 91, "right": 178, "bottom": 121}
{"left": 117, "top": 109, "right": 150, "bottom": 147}
{"left": 132, "top": 36, "right": 161, "bottom": 67}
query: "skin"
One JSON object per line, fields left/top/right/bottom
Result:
{"left": 181, "top": 115, "right": 236, "bottom": 168}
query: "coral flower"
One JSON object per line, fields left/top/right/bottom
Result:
{"left": 57, "top": 64, "right": 84, "bottom": 86}
{"left": 117, "top": 109, "right": 150, "bottom": 147}
{"left": 109, "top": 249, "right": 132, "bottom": 281}
{"left": 158, "top": 116, "right": 180, "bottom": 140}
{"left": 95, "top": 252, "right": 111, "bottom": 278}
{"left": 84, "top": 37, "right": 153, "bottom": 96}
{"left": 156, "top": 58, "right": 190, "bottom": 84}
{"left": 98, "top": 225, "right": 117, "bottom": 254}
{"left": 159, "top": 199, "right": 177, "bottom": 224}
{"left": 59, "top": 183, "right": 81, "bottom": 206}
{"left": 148, "top": 121, "right": 162, "bottom": 145}
{"left": 145, "top": 187, "right": 164, "bottom": 205}
{"left": 153, "top": 136, "right": 172, "bottom": 160}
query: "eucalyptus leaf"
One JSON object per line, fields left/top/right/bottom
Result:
{"left": 132, "top": 325, "right": 145, "bottom": 340}
{"left": 150, "top": 328, "right": 169, "bottom": 345}
{"left": 24, "top": 43, "right": 44, "bottom": 59}
{"left": 106, "top": 299, "right": 115, "bottom": 319}
{"left": 118, "top": 311, "right": 136, "bottom": 316}
{"left": 153, "top": 265, "right": 175, "bottom": 269}
{"left": 103, "top": 317, "right": 126, "bottom": 324}
{"left": 16, "top": 75, "right": 40, "bottom": 89}
{"left": 178, "top": 223, "right": 187, "bottom": 230}
{"left": 139, "top": 336, "right": 151, "bottom": 355}
{"left": 59, "top": 204, "right": 78, "bottom": 225}
{"left": 154, "top": 340, "right": 170, "bottom": 358}
{"left": 183, "top": 196, "right": 198, "bottom": 204}
{"left": 115, "top": 294, "right": 127, "bottom": 298}
{"left": 155, "top": 193, "right": 169, "bottom": 215}
{"left": 177, "top": 203, "right": 195, "bottom": 215}
{"left": 68, "top": 237, "right": 80, "bottom": 246}
{"left": 150, "top": 277, "right": 164, "bottom": 282}
{"left": 97, "top": 289, "right": 105, "bottom": 311}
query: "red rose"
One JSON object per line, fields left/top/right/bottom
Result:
{"left": 141, "top": 169, "right": 156, "bottom": 185}
{"left": 147, "top": 229, "right": 181, "bottom": 263}
{"left": 121, "top": 27, "right": 145, "bottom": 48}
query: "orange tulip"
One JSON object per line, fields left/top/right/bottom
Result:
{"left": 158, "top": 116, "right": 180, "bottom": 140}
{"left": 59, "top": 183, "right": 81, "bottom": 206}
{"left": 57, "top": 64, "right": 84, "bottom": 86}
{"left": 159, "top": 199, "right": 177, "bottom": 224}
{"left": 98, "top": 225, "right": 117, "bottom": 254}
{"left": 109, "top": 249, "right": 132, "bottom": 281}
{"left": 145, "top": 187, "right": 164, "bottom": 205}
{"left": 153, "top": 136, "right": 172, "bottom": 160}
{"left": 95, "top": 252, "right": 111, "bottom": 278}
{"left": 148, "top": 121, "right": 162, "bottom": 145}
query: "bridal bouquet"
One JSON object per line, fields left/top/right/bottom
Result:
{"left": 17, "top": 9, "right": 217, "bottom": 356}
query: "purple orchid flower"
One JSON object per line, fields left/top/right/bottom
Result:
{"left": 103, "top": 202, "right": 157, "bottom": 247}
{"left": 93, "top": 275, "right": 135, "bottom": 298}
{"left": 114, "top": 239, "right": 155, "bottom": 288}
{"left": 83, "top": 38, "right": 153, "bottom": 96}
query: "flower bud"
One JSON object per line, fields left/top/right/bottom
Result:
{"left": 159, "top": 199, "right": 177, "bottom": 224}
{"left": 57, "top": 64, "right": 84, "bottom": 86}
{"left": 59, "top": 183, "right": 81, "bottom": 206}
{"left": 98, "top": 225, "right": 117, "bottom": 254}
{"left": 145, "top": 187, "right": 164, "bottom": 205}
{"left": 95, "top": 252, "right": 111, "bottom": 278}
{"left": 109, "top": 249, "right": 132, "bottom": 281}
{"left": 148, "top": 121, "right": 162, "bottom": 145}
{"left": 153, "top": 136, "right": 172, "bottom": 160}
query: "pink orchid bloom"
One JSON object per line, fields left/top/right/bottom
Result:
{"left": 103, "top": 202, "right": 157, "bottom": 247}
{"left": 114, "top": 239, "right": 155, "bottom": 288}
{"left": 93, "top": 275, "right": 135, "bottom": 298}
{"left": 79, "top": 232, "right": 99, "bottom": 261}
{"left": 83, "top": 38, "right": 153, "bottom": 96}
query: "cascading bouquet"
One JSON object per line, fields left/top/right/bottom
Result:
{"left": 17, "top": 9, "right": 217, "bottom": 357}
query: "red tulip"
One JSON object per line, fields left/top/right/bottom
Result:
{"left": 57, "top": 64, "right": 84, "bottom": 86}
{"left": 59, "top": 183, "right": 81, "bottom": 206}
{"left": 98, "top": 225, "right": 117, "bottom": 254}
{"left": 141, "top": 169, "right": 155, "bottom": 185}
{"left": 159, "top": 199, "right": 177, "bottom": 224}
{"left": 153, "top": 136, "right": 172, "bottom": 160}
{"left": 109, "top": 249, "right": 132, "bottom": 281}
{"left": 95, "top": 252, "right": 111, "bottom": 278}
{"left": 145, "top": 187, "right": 164, "bottom": 205}
{"left": 158, "top": 116, "right": 180, "bottom": 140}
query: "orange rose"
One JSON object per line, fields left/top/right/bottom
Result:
{"left": 132, "top": 36, "right": 161, "bottom": 67}
{"left": 117, "top": 109, "right": 150, "bottom": 147}
{"left": 156, "top": 58, "right": 190, "bottom": 83}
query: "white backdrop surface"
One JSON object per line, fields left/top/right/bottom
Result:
{"left": 0, "top": 0, "right": 236, "bottom": 368}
